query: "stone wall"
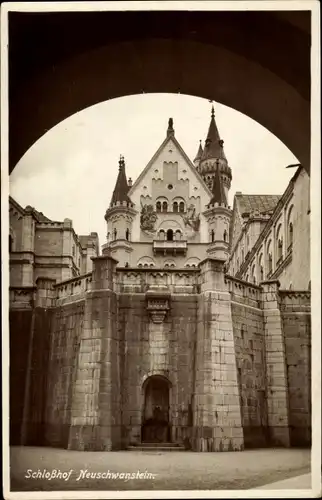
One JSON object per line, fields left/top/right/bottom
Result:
{"left": 45, "top": 301, "right": 85, "bottom": 448}
{"left": 280, "top": 291, "right": 311, "bottom": 446}
{"left": 118, "top": 291, "right": 197, "bottom": 448}
{"left": 9, "top": 262, "right": 311, "bottom": 451}
{"left": 9, "top": 309, "right": 33, "bottom": 445}
{"left": 227, "top": 277, "right": 268, "bottom": 448}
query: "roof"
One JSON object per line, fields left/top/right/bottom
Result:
{"left": 209, "top": 164, "right": 227, "bottom": 205}
{"left": 194, "top": 141, "right": 203, "bottom": 162}
{"left": 236, "top": 194, "right": 281, "bottom": 216}
{"left": 201, "top": 106, "right": 227, "bottom": 162}
{"left": 30, "top": 207, "right": 52, "bottom": 222}
{"left": 110, "top": 156, "right": 132, "bottom": 205}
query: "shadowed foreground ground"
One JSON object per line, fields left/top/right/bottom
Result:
{"left": 10, "top": 446, "right": 310, "bottom": 491}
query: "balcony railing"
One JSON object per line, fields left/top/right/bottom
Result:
{"left": 153, "top": 240, "right": 187, "bottom": 255}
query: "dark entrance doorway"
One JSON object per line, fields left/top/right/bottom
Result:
{"left": 142, "top": 375, "right": 170, "bottom": 443}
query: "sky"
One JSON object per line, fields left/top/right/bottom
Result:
{"left": 9, "top": 93, "right": 298, "bottom": 246}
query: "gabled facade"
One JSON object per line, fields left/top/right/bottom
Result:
{"left": 103, "top": 113, "right": 232, "bottom": 268}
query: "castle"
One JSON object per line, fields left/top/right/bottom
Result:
{"left": 9, "top": 108, "right": 311, "bottom": 451}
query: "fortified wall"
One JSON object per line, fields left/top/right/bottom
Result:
{"left": 9, "top": 256, "right": 311, "bottom": 451}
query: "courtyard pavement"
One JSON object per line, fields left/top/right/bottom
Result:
{"left": 9, "top": 446, "right": 311, "bottom": 492}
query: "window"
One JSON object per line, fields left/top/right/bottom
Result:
{"left": 173, "top": 202, "right": 178, "bottom": 213}
{"left": 211, "top": 229, "right": 215, "bottom": 243}
{"left": 107, "top": 232, "right": 110, "bottom": 241}
{"left": 156, "top": 201, "right": 162, "bottom": 212}
{"left": 289, "top": 222, "right": 293, "bottom": 247}
{"left": 241, "top": 249, "right": 244, "bottom": 262}
{"left": 179, "top": 202, "right": 185, "bottom": 213}
{"left": 223, "top": 230, "right": 228, "bottom": 242}
{"left": 168, "top": 184, "right": 173, "bottom": 190}
{"left": 175, "top": 230, "right": 181, "bottom": 241}
{"left": 125, "top": 228, "right": 130, "bottom": 241}
{"left": 251, "top": 265, "right": 256, "bottom": 284}
{"left": 162, "top": 201, "right": 168, "bottom": 213}
{"left": 113, "top": 228, "right": 117, "bottom": 240}
{"left": 277, "top": 238, "right": 283, "bottom": 261}
{"left": 167, "top": 229, "right": 173, "bottom": 241}
{"left": 72, "top": 245, "right": 75, "bottom": 257}
{"left": 78, "top": 258, "right": 81, "bottom": 268}
{"left": 159, "top": 229, "right": 165, "bottom": 240}
{"left": 260, "top": 266, "right": 264, "bottom": 281}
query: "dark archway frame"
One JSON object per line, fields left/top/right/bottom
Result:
{"left": 8, "top": 10, "right": 311, "bottom": 173}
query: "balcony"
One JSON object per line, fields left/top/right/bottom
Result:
{"left": 153, "top": 239, "right": 187, "bottom": 255}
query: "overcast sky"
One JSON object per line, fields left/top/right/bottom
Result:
{"left": 9, "top": 93, "right": 297, "bottom": 245}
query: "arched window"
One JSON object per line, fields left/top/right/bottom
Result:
{"left": 9, "top": 235, "right": 13, "bottom": 253}
{"left": 125, "top": 228, "right": 130, "bottom": 241}
{"left": 162, "top": 201, "right": 168, "bottom": 212}
{"left": 259, "top": 254, "right": 264, "bottom": 281}
{"left": 156, "top": 201, "right": 162, "bottom": 212}
{"left": 276, "top": 224, "right": 283, "bottom": 262}
{"left": 289, "top": 222, "right": 293, "bottom": 247}
{"left": 167, "top": 229, "right": 173, "bottom": 241}
{"left": 113, "top": 228, "right": 117, "bottom": 240}
{"left": 179, "top": 202, "right": 185, "bottom": 213}
{"left": 211, "top": 229, "right": 215, "bottom": 243}
{"left": 251, "top": 264, "right": 256, "bottom": 284}
{"left": 287, "top": 205, "right": 294, "bottom": 249}
{"left": 175, "top": 230, "right": 181, "bottom": 241}
{"left": 277, "top": 238, "right": 283, "bottom": 261}
{"left": 173, "top": 202, "right": 178, "bottom": 213}
{"left": 138, "top": 263, "right": 143, "bottom": 268}
{"left": 107, "top": 232, "right": 110, "bottom": 241}
{"left": 159, "top": 229, "right": 165, "bottom": 240}
{"left": 246, "top": 274, "right": 249, "bottom": 282}
{"left": 246, "top": 235, "right": 250, "bottom": 250}
{"left": 308, "top": 280, "right": 311, "bottom": 291}
{"left": 266, "top": 241, "right": 272, "bottom": 274}
{"left": 241, "top": 249, "right": 244, "bottom": 262}
{"left": 223, "top": 230, "right": 228, "bottom": 242}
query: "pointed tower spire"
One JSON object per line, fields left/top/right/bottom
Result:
{"left": 209, "top": 160, "right": 227, "bottom": 206}
{"left": 110, "top": 155, "right": 131, "bottom": 206}
{"left": 194, "top": 140, "right": 203, "bottom": 163}
{"left": 202, "top": 104, "right": 226, "bottom": 161}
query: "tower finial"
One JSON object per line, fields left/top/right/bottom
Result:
{"left": 209, "top": 99, "right": 215, "bottom": 118}
{"left": 167, "top": 117, "right": 175, "bottom": 137}
{"left": 119, "top": 155, "right": 125, "bottom": 170}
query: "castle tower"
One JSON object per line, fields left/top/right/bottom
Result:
{"left": 103, "top": 155, "right": 137, "bottom": 266}
{"left": 197, "top": 105, "right": 232, "bottom": 201}
{"left": 204, "top": 162, "right": 232, "bottom": 261}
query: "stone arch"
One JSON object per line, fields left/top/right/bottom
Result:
{"left": 141, "top": 374, "right": 172, "bottom": 443}
{"left": 137, "top": 256, "right": 155, "bottom": 267}
{"left": 9, "top": 11, "right": 310, "bottom": 172}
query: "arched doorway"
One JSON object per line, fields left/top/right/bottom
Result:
{"left": 142, "top": 375, "right": 171, "bottom": 443}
